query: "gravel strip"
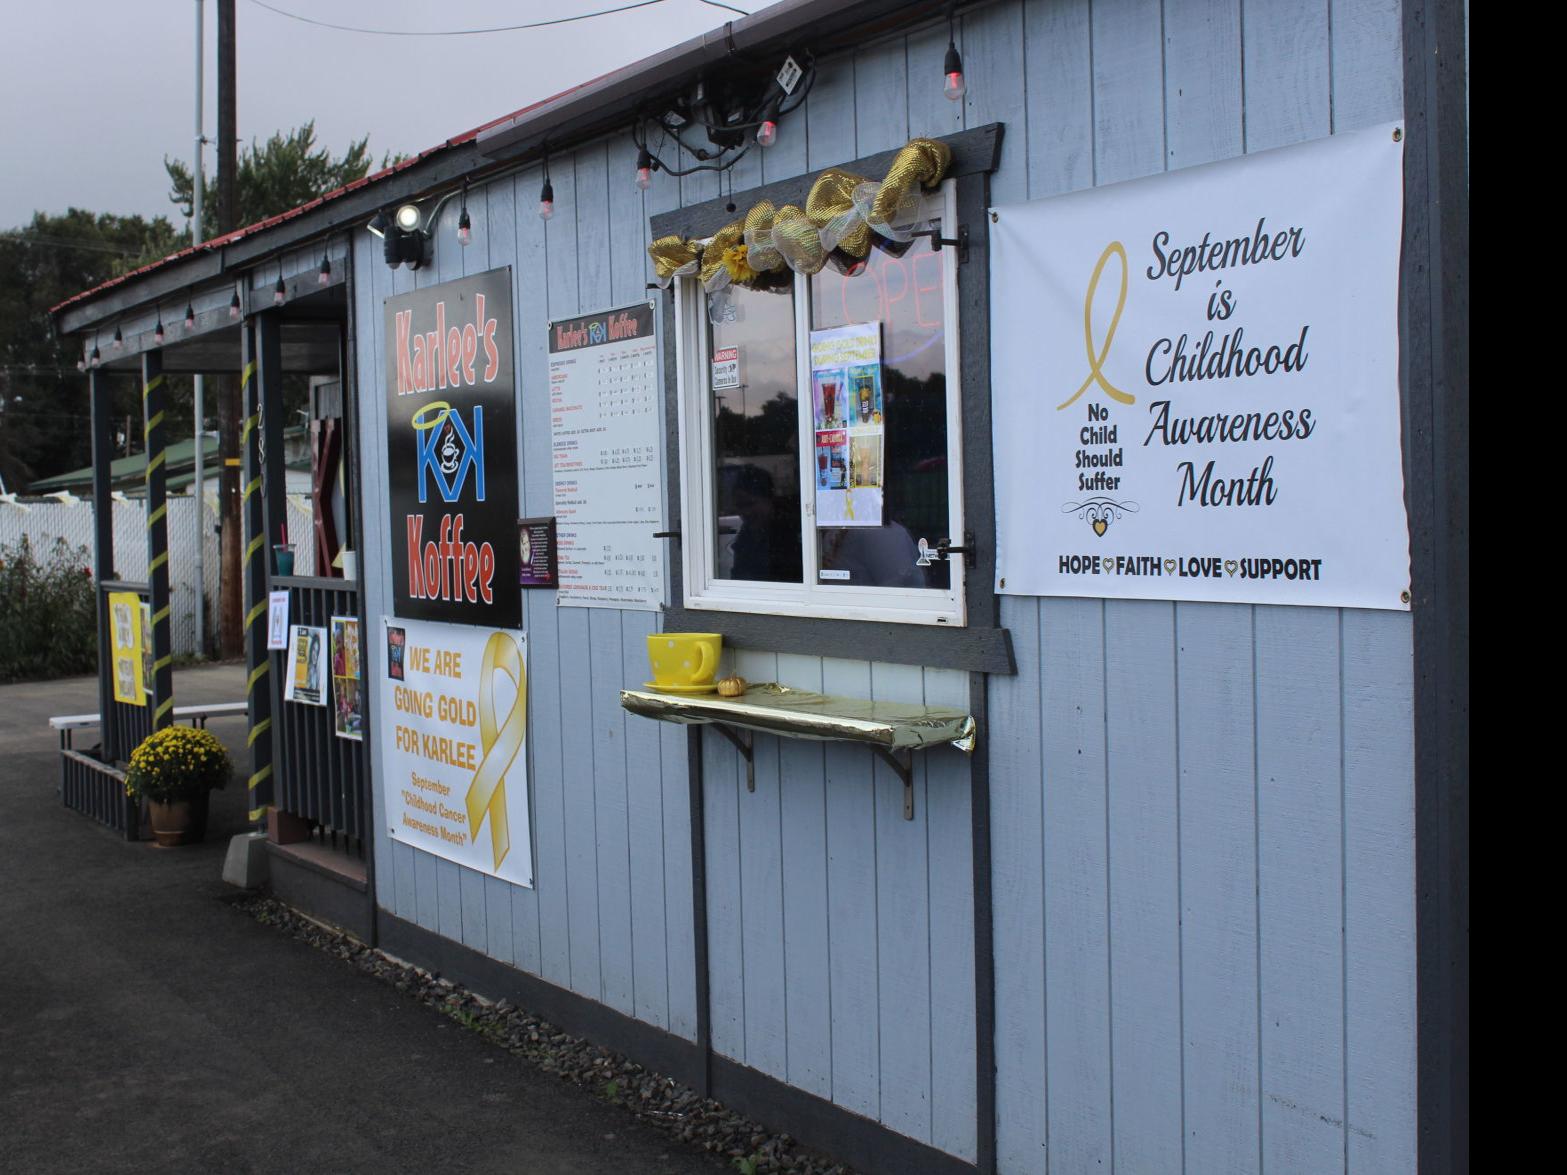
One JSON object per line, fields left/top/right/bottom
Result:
{"left": 236, "top": 895, "right": 856, "bottom": 1175}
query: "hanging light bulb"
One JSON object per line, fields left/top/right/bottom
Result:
{"left": 539, "top": 174, "right": 555, "bottom": 221}
{"left": 457, "top": 208, "right": 472, "bottom": 246}
{"left": 635, "top": 147, "right": 654, "bottom": 191}
{"left": 184, "top": 301, "right": 196, "bottom": 331}
{"left": 756, "top": 93, "right": 781, "bottom": 147}
{"left": 76, "top": 354, "right": 86, "bottom": 372}
{"left": 154, "top": 312, "right": 165, "bottom": 345}
{"left": 273, "top": 274, "right": 286, "bottom": 305}
{"left": 318, "top": 255, "right": 332, "bottom": 285}
{"left": 112, "top": 324, "right": 124, "bottom": 351}
{"left": 943, "top": 38, "right": 966, "bottom": 101}
{"left": 229, "top": 290, "right": 241, "bottom": 320}
{"left": 90, "top": 342, "right": 101, "bottom": 368}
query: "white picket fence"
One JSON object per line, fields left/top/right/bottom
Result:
{"left": 0, "top": 493, "right": 317, "bottom": 655}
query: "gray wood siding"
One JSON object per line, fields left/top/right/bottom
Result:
{"left": 352, "top": 1, "right": 1416, "bottom": 1170}
{"left": 977, "top": 0, "right": 1416, "bottom": 1172}
{"left": 356, "top": 149, "right": 700, "bottom": 1043}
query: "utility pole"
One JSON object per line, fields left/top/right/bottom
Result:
{"left": 216, "top": 0, "right": 242, "bottom": 658}
{"left": 192, "top": 0, "right": 207, "bottom": 658}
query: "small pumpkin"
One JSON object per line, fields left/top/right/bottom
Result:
{"left": 716, "top": 674, "right": 747, "bottom": 698}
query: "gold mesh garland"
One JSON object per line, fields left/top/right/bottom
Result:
{"left": 698, "top": 222, "right": 746, "bottom": 288}
{"left": 869, "top": 138, "right": 951, "bottom": 230}
{"left": 649, "top": 234, "right": 701, "bottom": 283}
{"left": 647, "top": 137, "right": 953, "bottom": 287}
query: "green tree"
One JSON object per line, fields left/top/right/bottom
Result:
{"left": 165, "top": 121, "right": 385, "bottom": 240}
{"left": 0, "top": 211, "right": 181, "bottom": 488}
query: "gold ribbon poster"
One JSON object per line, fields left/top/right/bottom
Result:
{"left": 379, "top": 617, "right": 533, "bottom": 887}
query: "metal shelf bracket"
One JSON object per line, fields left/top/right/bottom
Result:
{"left": 715, "top": 723, "right": 755, "bottom": 791}
{"left": 871, "top": 746, "right": 916, "bottom": 819}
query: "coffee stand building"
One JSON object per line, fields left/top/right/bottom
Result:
{"left": 52, "top": 1, "right": 1467, "bottom": 1171}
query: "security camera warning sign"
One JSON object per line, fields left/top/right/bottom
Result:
{"left": 384, "top": 267, "right": 521, "bottom": 627}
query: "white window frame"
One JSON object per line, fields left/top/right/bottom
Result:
{"left": 673, "top": 181, "right": 966, "bottom": 627}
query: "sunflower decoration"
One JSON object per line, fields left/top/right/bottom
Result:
{"left": 722, "top": 243, "right": 758, "bottom": 285}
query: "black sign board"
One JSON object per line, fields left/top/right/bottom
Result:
{"left": 384, "top": 268, "right": 521, "bottom": 627}
{"left": 517, "top": 517, "right": 559, "bottom": 588}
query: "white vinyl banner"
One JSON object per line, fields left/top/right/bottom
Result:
{"left": 379, "top": 617, "right": 533, "bottom": 887}
{"left": 990, "top": 123, "right": 1411, "bottom": 609}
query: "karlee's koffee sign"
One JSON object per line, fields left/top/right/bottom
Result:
{"left": 384, "top": 268, "right": 521, "bottom": 627}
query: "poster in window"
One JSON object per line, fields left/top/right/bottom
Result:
{"left": 330, "top": 615, "right": 363, "bottom": 740}
{"left": 284, "top": 624, "right": 328, "bottom": 707}
{"left": 384, "top": 268, "right": 521, "bottom": 628}
{"left": 808, "top": 322, "right": 884, "bottom": 527}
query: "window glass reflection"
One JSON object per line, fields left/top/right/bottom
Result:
{"left": 710, "top": 284, "right": 803, "bottom": 583}
{"left": 810, "top": 235, "right": 951, "bottom": 590}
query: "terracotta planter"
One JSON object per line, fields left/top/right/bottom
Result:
{"left": 147, "top": 802, "right": 197, "bottom": 846}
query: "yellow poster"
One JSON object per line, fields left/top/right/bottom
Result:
{"left": 107, "top": 591, "right": 145, "bottom": 706}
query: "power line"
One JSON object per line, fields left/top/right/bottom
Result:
{"left": 244, "top": 0, "right": 682, "bottom": 37}
{"left": 0, "top": 233, "right": 152, "bottom": 257}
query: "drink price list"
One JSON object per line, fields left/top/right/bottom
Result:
{"left": 547, "top": 303, "right": 664, "bottom": 610}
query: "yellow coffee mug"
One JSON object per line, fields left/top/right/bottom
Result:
{"left": 647, "top": 632, "right": 722, "bottom": 687}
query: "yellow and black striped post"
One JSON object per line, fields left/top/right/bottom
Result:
{"left": 142, "top": 350, "right": 174, "bottom": 730}
{"left": 240, "top": 322, "right": 275, "bottom": 824}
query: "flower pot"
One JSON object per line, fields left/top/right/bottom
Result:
{"left": 147, "top": 802, "right": 197, "bottom": 846}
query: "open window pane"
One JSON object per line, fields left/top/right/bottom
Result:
{"left": 809, "top": 234, "right": 952, "bottom": 590}
{"left": 709, "top": 283, "right": 804, "bottom": 584}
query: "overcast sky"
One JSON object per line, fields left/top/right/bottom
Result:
{"left": 1, "top": 0, "right": 768, "bottom": 231}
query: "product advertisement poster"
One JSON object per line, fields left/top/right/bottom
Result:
{"left": 989, "top": 122, "right": 1410, "bottom": 609}
{"left": 380, "top": 618, "right": 533, "bottom": 888}
{"left": 284, "top": 625, "right": 328, "bottom": 706}
{"left": 107, "top": 590, "right": 144, "bottom": 706}
{"left": 384, "top": 267, "right": 521, "bottom": 628}
{"left": 808, "top": 322, "right": 884, "bottom": 527}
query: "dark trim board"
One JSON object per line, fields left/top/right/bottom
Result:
{"left": 375, "top": 910, "right": 978, "bottom": 1175}
{"left": 1402, "top": 0, "right": 1469, "bottom": 1172}
{"left": 266, "top": 844, "right": 375, "bottom": 943}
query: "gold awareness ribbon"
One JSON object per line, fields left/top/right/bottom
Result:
{"left": 1057, "top": 241, "right": 1136, "bottom": 411}
{"left": 465, "top": 632, "right": 527, "bottom": 871}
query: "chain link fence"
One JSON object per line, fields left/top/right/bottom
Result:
{"left": 0, "top": 493, "right": 317, "bottom": 656}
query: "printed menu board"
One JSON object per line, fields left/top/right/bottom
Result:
{"left": 548, "top": 302, "right": 664, "bottom": 610}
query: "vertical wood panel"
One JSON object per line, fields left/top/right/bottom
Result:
{"left": 960, "top": 0, "right": 1028, "bottom": 205}
{"left": 460, "top": 866, "right": 487, "bottom": 952}
{"left": 1092, "top": 0, "right": 1166, "bottom": 185}
{"left": 1256, "top": 608, "right": 1346, "bottom": 1172}
{"left": 822, "top": 656, "right": 879, "bottom": 1119}
{"left": 853, "top": 37, "right": 909, "bottom": 156}
{"left": 520, "top": 164, "right": 570, "bottom": 984}
{"left": 1164, "top": 0, "right": 1245, "bottom": 169}
{"left": 1104, "top": 600, "right": 1184, "bottom": 1171}
{"left": 1242, "top": 0, "right": 1332, "bottom": 150}
{"left": 871, "top": 660, "right": 932, "bottom": 1144}
{"left": 1329, "top": 0, "right": 1403, "bottom": 132}
{"left": 414, "top": 847, "right": 439, "bottom": 931}
{"left": 986, "top": 598, "right": 1046, "bottom": 1173}
{"left": 777, "top": 652, "right": 832, "bottom": 1099}
{"left": 1177, "top": 603, "right": 1261, "bottom": 1174}
{"left": 558, "top": 605, "right": 602, "bottom": 998}
{"left": 922, "top": 665, "right": 977, "bottom": 1162}
{"left": 1039, "top": 598, "right": 1112, "bottom": 1170}
{"left": 1022, "top": 0, "right": 1093, "bottom": 199}
{"left": 806, "top": 52, "right": 857, "bottom": 168}
{"left": 590, "top": 608, "right": 635, "bottom": 1015}
{"left": 734, "top": 649, "right": 787, "bottom": 1079}
{"left": 1342, "top": 611, "right": 1416, "bottom": 1174}
{"left": 622, "top": 613, "right": 670, "bottom": 1029}
{"left": 704, "top": 722, "right": 746, "bottom": 1060}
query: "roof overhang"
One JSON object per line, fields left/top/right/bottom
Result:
{"left": 52, "top": 0, "right": 946, "bottom": 338}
